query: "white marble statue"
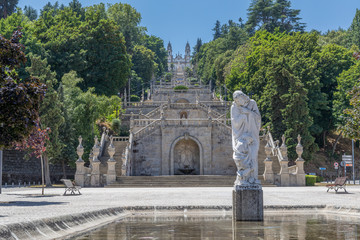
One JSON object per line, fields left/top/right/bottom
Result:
{"left": 231, "top": 90, "right": 261, "bottom": 186}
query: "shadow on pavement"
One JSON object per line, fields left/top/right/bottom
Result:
{"left": 0, "top": 201, "right": 67, "bottom": 207}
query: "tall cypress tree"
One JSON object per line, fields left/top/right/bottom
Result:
{"left": 212, "top": 20, "right": 221, "bottom": 40}
{"left": 349, "top": 9, "right": 360, "bottom": 47}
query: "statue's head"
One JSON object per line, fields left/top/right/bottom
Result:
{"left": 233, "top": 90, "right": 250, "bottom": 106}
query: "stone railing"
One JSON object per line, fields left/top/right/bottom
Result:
{"left": 113, "top": 136, "right": 129, "bottom": 142}
{"left": 132, "top": 119, "right": 161, "bottom": 140}
{"left": 98, "top": 127, "right": 109, "bottom": 157}
{"left": 198, "top": 102, "right": 223, "bottom": 119}
{"left": 145, "top": 103, "right": 168, "bottom": 118}
{"left": 124, "top": 101, "right": 166, "bottom": 108}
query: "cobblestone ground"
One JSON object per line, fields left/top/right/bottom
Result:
{"left": 0, "top": 186, "right": 360, "bottom": 225}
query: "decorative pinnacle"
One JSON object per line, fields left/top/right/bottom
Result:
{"left": 297, "top": 134, "right": 302, "bottom": 144}
{"left": 281, "top": 135, "right": 286, "bottom": 148}
{"left": 78, "top": 136, "right": 82, "bottom": 145}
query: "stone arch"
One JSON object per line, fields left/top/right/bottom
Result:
{"left": 175, "top": 98, "right": 189, "bottom": 104}
{"left": 170, "top": 134, "right": 203, "bottom": 175}
{"left": 179, "top": 111, "right": 188, "bottom": 119}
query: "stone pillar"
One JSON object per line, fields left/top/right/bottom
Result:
{"left": 107, "top": 136, "right": 117, "bottom": 185}
{"left": 263, "top": 135, "right": 274, "bottom": 184}
{"left": 75, "top": 136, "right": 85, "bottom": 187}
{"left": 91, "top": 136, "right": 101, "bottom": 187}
{"left": 279, "top": 135, "right": 290, "bottom": 186}
{"left": 295, "top": 135, "right": 306, "bottom": 186}
{"left": 233, "top": 185, "right": 263, "bottom": 221}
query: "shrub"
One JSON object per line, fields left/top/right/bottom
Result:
{"left": 130, "top": 95, "right": 140, "bottom": 102}
{"left": 305, "top": 175, "right": 317, "bottom": 186}
{"left": 112, "top": 119, "right": 121, "bottom": 135}
{"left": 173, "top": 85, "right": 189, "bottom": 91}
{"left": 316, "top": 176, "right": 324, "bottom": 183}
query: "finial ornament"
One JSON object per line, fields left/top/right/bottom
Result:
{"left": 281, "top": 135, "right": 286, "bottom": 148}
{"left": 76, "top": 136, "right": 84, "bottom": 162}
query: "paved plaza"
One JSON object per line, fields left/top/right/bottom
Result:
{"left": 1, "top": 185, "right": 360, "bottom": 226}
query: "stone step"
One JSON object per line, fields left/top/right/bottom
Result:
{"left": 105, "top": 175, "right": 277, "bottom": 188}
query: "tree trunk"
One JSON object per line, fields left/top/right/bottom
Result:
{"left": 332, "top": 131, "right": 343, "bottom": 155}
{"left": 40, "top": 155, "right": 44, "bottom": 195}
{"left": 61, "top": 159, "right": 67, "bottom": 179}
{"left": 323, "top": 130, "right": 327, "bottom": 148}
{"left": 43, "top": 152, "right": 52, "bottom": 187}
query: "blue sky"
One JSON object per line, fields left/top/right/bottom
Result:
{"left": 19, "top": 0, "right": 360, "bottom": 54}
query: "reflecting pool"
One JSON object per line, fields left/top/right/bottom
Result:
{"left": 75, "top": 212, "right": 360, "bottom": 239}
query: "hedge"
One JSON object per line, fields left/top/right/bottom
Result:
{"left": 305, "top": 175, "right": 317, "bottom": 186}
{"left": 173, "top": 85, "right": 189, "bottom": 91}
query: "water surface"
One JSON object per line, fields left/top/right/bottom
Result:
{"left": 75, "top": 212, "right": 360, "bottom": 239}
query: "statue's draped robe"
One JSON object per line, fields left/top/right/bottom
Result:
{"left": 231, "top": 100, "right": 261, "bottom": 181}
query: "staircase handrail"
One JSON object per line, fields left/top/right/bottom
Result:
{"left": 145, "top": 103, "right": 168, "bottom": 118}
{"left": 98, "top": 129, "right": 107, "bottom": 157}
{"left": 133, "top": 119, "right": 161, "bottom": 139}
{"left": 212, "top": 118, "right": 232, "bottom": 132}
{"left": 267, "top": 130, "right": 283, "bottom": 162}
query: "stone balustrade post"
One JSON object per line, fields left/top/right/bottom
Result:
{"left": 130, "top": 112, "right": 134, "bottom": 130}
{"left": 107, "top": 136, "right": 117, "bottom": 185}
{"left": 295, "top": 135, "right": 306, "bottom": 186}
{"left": 123, "top": 89, "right": 127, "bottom": 107}
{"left": 279, "top": 135, "right": 290, "bottom": 186}
{"left": 263, "top": 134, "right": 274, "bottom": 184}
{"left": 75, "top": 136, "right": 85, "bottom": 187}
{"left": 91, "top": 136, "right": 101, "bottom": 187}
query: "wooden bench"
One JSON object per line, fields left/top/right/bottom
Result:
{"left": 61, "top": 179, "right": 81, "bottom": 195}
{"left": 326, "top": 177, "right": 347, "bottom": 193}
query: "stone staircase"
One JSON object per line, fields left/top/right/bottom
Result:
{"left": 99, "top": 137, "right": 129, "bottom": 176}
{"left": 106, "top": 175, "right": 277, "bottom": 188}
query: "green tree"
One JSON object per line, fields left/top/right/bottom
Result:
{"left": 24, "top": 5, "right": 37, "bottom": 21}
{"left": 341, "top": 82, "right": 360, "bottom": 140}
{"left": 142, "top": 35, "right": 167, "bottom": 77}
{"left": 193, "top": 38, "right": 202, "bottom": 55}
{"left": 246, "top": 0, "right": 304, "bottom": 34}
{"left": 61, "top": 71, "right": 122, "bottom": 160}
{"left": 0, "top": 0, "right": 18, "bottom": 19}
{"left": 107, "top": 3, "right": 143, "bottom": 53}
{"left": 212, "top": 20, "right": 221, "bottom": 40}
{"left": 316, "top": 44, "right": 354, "bottom": 145}
{"left": 319, "top": 29, "right": 351, "bottom": 48}
{"left": 226, "top": 31, "right": 320, "bottom": 159}
{"left": 131, "top": 45, "right": 157, "bottom": 91}
{"left": 26, "top": 54, "right": 64, "bottom": 186}
{"left": 349, "top": 9, "right": 360, "bottom": 47}
{"left": 34, "top": 6, "right": 131, "bottom": 96}
{"left": 333, "top": 61, "right": 360, "bottom": 126}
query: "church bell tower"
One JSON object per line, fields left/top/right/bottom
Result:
{"left": 167, "top": 42, "right": 173, "bottom": 63}
{"left": 185, "top": 42, "right": 191, "bottom": 62}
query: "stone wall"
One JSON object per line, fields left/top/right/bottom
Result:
{"left": 2, "top": 150, "right": 75, "bottom": 184}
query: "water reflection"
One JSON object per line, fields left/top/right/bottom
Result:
{"left": 75, "top": 212, "right": 360, "bottom": 240}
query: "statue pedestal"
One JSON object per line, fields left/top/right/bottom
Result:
{"left": 233, "top": 185, "right": 263, "bottom": 221}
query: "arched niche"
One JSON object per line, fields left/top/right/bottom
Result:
{"left": 170, "top": 134, "right": 203, "bottom": 175}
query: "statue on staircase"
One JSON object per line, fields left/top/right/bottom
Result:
{"left": 231, "top": 90, "right": 261, "bottom": 186}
